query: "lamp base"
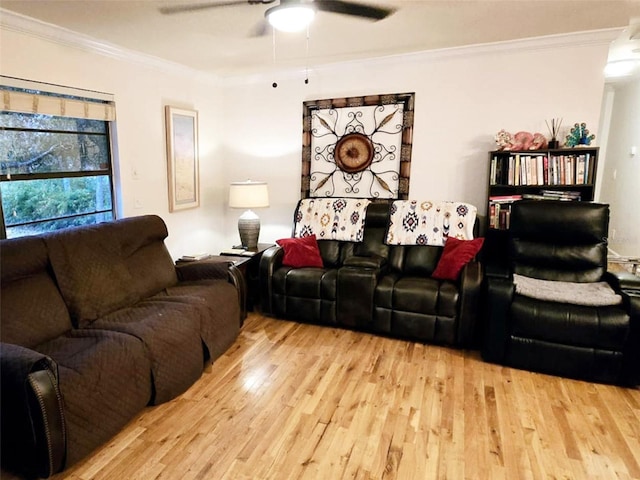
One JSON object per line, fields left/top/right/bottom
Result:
{"left": 238, "top": 210, "right": 260, "bottom": 251}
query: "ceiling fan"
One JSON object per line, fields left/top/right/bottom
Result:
{"left": 159, "top": 0, "right": 396, "bottom": 34}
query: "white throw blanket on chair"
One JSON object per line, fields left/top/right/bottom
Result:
{"left": 294, "top": 198, "right": 371, "bottom": 242}
{"left": 513, "top": 274, "right": 622, "bottom": 306}
{"left": 385, "top": 200, "right": 477, "bottom": 246}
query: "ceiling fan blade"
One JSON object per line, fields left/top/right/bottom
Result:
{"left": 314, "top": 0, "right": 395, "bottom": 20}
{"left": 159, "top": 0, "right": 274, "bottom": 15}
{"left": 249, "top": 19, "right": 271, "bottom": 37}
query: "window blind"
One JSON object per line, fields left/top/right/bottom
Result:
{"left": 0, "top": 76, "right": 115, "bottom": 121}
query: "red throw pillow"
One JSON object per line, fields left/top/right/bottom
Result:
{"left": 432, "top": 236, "right": 484, "bottom": 281}
{"left": 276, "top": 235, "right": 324, "bottom": 268}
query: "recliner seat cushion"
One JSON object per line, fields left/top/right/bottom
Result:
{"left": 153, "top": 280, "right": 240, "bottom": 362}
{"left": 376, "top": 276, "right": 458, "bottom": 317}
{"left": 510, "top": 294, "right": 630, "bottom": 351}
{"left": 274, "top": 267, "right": 337, "bottom": 300}
{"left": 88, "top": 300, "right": 204, "bottom": 404}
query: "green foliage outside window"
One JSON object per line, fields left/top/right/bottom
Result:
{"left": 0, "top": 94, "right": 115, "bottom": 239}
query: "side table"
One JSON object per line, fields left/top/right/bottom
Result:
{"left": 220, "top": 243, "right": 274, "bottom": 314}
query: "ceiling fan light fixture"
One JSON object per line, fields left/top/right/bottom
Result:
{"left": 266, "top": 3, "right": 315, "bottom": 33}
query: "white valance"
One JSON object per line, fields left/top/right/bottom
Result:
{"left": 0, "top": 76, "right": 115, "bottom": 121}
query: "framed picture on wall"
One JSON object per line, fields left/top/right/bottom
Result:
{"left": 165, "top": 106, "right": 199, "bottom": 211}
{"left": 302, "top": 92, "right": 415, "bottom": 200}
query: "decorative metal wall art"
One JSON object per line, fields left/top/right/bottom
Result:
{"left": 302, "top": 93, "right": 414, "bottom": 200}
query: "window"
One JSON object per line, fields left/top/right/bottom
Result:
{"left": 0, "top": 78, "right": 117, "bottom": 239}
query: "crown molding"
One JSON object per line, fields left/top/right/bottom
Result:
{"left": 1, "top": 8, "right": 619, "bottom": 87}
{"left": 223, "top": 28, "right": 621, "bottom": 86}
{"left": 0, "top": 8, "right": 220, "bottom": 85}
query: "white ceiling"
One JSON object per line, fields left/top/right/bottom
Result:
{"left": 2, "top": 0, "right": 640, "bottom": 77}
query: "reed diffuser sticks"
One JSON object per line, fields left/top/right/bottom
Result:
{"left": 546, "top": 118, "right": 562, "bottom": 148}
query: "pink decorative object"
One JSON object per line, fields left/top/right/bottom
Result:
{"left": 511, "top": 131, "right": 534, "bottom": 150}
{"left": 530, "top": 132, "right": 548, "bottom": 150}
{"left": 495, "top": 129, "right": 549, "bottom": 151}
{"left": 494, "top": 129, "right": 513, "bottom": 150}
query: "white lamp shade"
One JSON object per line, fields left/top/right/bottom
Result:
{"left": 229, "top": 181, "right": 270, "bottom": 209}
{"left": 266, "top": 4, "right": 315, "bottom": 33}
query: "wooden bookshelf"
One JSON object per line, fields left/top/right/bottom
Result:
{"left": 483, "top": 147, "right": 599, "bottom": 269}
{"left": 487, "top": 147, "right": 599, "bottom": 231}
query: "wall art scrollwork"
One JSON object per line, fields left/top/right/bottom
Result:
{"left": 302, "top": 92, "right": 414, "bottom": 200}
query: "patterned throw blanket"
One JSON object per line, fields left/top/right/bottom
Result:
{"left": 513, "top": 274, "right": 622, "bottom": 306}
{"left": 385, "top": 200, "right": 477, "bottom": 246}
{"left": 294, "top": 198, "right": 371, "bottom": 242}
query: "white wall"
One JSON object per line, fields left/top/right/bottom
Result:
{"left": 598, "top": 78, "right": 640, "bottom": 256}
{"left": 0, "top": 25, "right": 227, "bottom": 258}
{"left": 221, "top": 35, "right": 612, "bottom": 246}
{"left": 1, "top": 17, "right": 614, "bottom": 255}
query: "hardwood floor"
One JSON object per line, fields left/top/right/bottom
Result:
{"left": 50, "top": 313, "right": 640, "bottom": 480}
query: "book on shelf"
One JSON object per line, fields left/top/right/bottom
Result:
{"left": 539, "top": 189, "right": 581, "bottom": 201}
{"left": 488, "top": 201, "right": 513, "bottom": 230}
{"left": 491, "top": 149, "right": 596, "bottom": 188}
{"left": 488, "top": 195, "right": 522, "bottom": 229}
{"left": 489, "top": 194, "right": 523, "bottom": 203}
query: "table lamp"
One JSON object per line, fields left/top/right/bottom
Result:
{"left": 228, "top": 180, "right": 270, "bottom": 250}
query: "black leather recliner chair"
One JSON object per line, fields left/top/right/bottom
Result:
{"left": 482, "top": 200, "right": 640, "bottom": 385}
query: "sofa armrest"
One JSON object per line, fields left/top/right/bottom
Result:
{"left": 481, "top": 276, "right": 515, "bottom": 363}
{"left": 259, "top": 245, "right": 284, "bottom": 315}
{"left": 337, "top": 256, "right": 387, "bottom": 329}
{"left": 604, "top": 271, "right": 640, "bottom": 294}
{"left": 0, "top": 343, "right": 66, "bottom": 478}
{"left": 175, "top": 258, "right": 232, "bottom": 282}
{"left": 455, "top": 260, "right": 483, "bottom": 347}
{"left": 175, "top": 259, "right": 246, "bottom": 322}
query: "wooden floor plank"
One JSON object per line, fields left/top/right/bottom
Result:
{"left": 42, "top": 313, "right": 640, "bottom": 480}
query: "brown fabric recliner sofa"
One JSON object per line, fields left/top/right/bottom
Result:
{"left": 0, "top": 215, "right": 241, "bottom": 479}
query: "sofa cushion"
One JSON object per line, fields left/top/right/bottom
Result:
{"left": 117, "top": 215, "right": 178, "bottom": 298}
{"left": 432, "top": 237, "right": 484, "bottom": 281}
{"left": 88, "top": 299, "right": 204, "bottom": 404}
{"left": 317, "top": 240, "right": 342, "bottom": 267}
{"left": 402, "top": 246, "right": 441, "bottom": 276}
{"left": 277, "top": 235, "right": 324, "bottom": 268}
{"left": 154, "top": 280, "right": 240, "bottom": 362}
{"left": 376, "top": 276, "right": 458, "bottom": 317}
{"left": 45, "top": 216, "right": 178, "bottom": 326}
{"left": 0, "top": 236, "right": 72, "bottom": 348}
{"left": 510, "top": 200, "right": 608, "bottom": 282}
{"left": 510, "top": 294, "right": 630, "bottom": 351}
